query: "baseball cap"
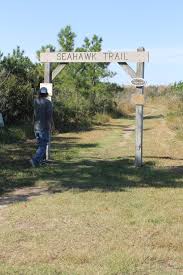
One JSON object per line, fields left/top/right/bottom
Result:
{"left": 39, "top": 87, "right": 48, "bottom": 94}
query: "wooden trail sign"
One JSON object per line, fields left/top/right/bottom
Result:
{"left": 40, "top": 51, "right": 149, "bottom": 63}
{"left": 41, "top": 47, "right": 149, "bottom": 167}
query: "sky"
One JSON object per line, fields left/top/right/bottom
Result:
{"left": 0, "top": 0, "right": 183, "bottom": 86}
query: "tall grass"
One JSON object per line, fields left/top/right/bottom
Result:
{"left": 117, "top": 100, "right": 135, "bottom": 117}
{"left": 92, "top": 113, "right": 111, "bottom": 125}
{"left": 166, "top": 96, "right": 183, "bottom": 138}
{"left": 145, "top": 84, "right": 183, "bottom": 139}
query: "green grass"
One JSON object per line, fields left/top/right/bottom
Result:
{"left": 0, "top": 105, "right": 183, "bottom": 274}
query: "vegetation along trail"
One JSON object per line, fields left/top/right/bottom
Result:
{"left": 0, "top": 102, "right": 183, "bottom": 274}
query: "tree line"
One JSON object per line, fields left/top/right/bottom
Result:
{"left": 0, "top": 25, "right": 123, "bottom": 131}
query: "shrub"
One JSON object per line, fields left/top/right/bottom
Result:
{"left": 117, "top": 99, "right": 135, "bottom": 117}
{"left": 0, "top": 47, "right": 42, "bottom": 124}
{"left": 53, "top": 94, "right": 92, "bottom": 132}
{"left": 93, "top": 113, "right": 111, "bottom": 125}
{"left": 0, "top": 123, "right": 34, "bottom": 144}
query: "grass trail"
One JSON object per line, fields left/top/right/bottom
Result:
{"left": 0, "top": 103, "right": 183, "bottom": 274}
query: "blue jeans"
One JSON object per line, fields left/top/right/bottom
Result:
{"left": 32, "top": 130, "right": 50, "bottom": 166}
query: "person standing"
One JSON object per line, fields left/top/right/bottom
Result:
{"left": 30, "top": 87, "right": 53, "bottom": 167}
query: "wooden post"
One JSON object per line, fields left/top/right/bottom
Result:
{"left": 135, "top": 47, "right": 145, "bottom": 167}
{"left": 44, "top": 48, "right": 52, "bottom": 160}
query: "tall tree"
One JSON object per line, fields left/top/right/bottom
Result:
{"left": 58, "top": 25, "right": 76, "bottom": 51}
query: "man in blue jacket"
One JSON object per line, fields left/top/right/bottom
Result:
{"left": 30, "top": 87, "right": 53, "bottom": 167}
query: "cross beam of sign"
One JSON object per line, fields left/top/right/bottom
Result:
{"left": 40, "top": 51, "right": 149, "bottom": 63}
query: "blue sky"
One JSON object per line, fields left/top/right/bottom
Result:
{"left": 1, "top": 0, "right": 183, "bottom": 85}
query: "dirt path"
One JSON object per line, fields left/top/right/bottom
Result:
{"left": 0, "top": 187, "right": 49, "bottom": 209}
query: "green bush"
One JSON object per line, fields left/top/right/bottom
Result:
{"left": 0, "top": 123, "right": 34, "bottom": 144}
{"left": 53, "top": 95, "right": 92, "bottom": 132}
{"left": 0, "top": 47, "right": 42, "bottom": 124}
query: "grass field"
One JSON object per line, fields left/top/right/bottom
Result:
{"left": 0, "top": 102, "right": 183, "bottom": 274}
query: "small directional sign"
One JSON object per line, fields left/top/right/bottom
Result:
{"left": 131, "top": 78, "right": 146, "bottom": 87}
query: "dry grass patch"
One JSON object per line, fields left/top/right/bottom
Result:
{"left": 0, "top": 189, "right": 183, "bottom": 274}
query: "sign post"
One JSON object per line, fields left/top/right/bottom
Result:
{"left": 0, "top": 113, "right": 4, "bottom": 127}
{"left": 135, "top": 47, "right": 145, "bottom": 167}
{"left": 44, "top": 48, "right": 52, "bottom": 161}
